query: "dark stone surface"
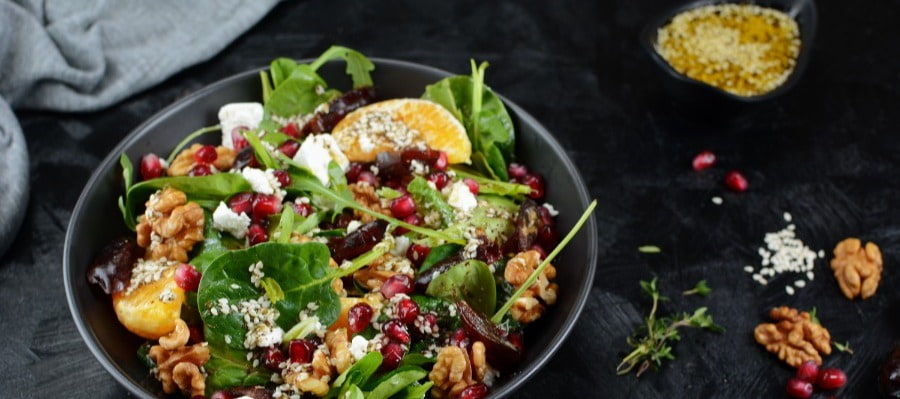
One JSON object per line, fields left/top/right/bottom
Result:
{"left": 2, "top": 0, "right": 900, "bottom": 397}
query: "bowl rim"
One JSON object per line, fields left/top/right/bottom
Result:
{"left": 63, "top": 57, "right": 599, "bottom": 398}
{"left": 639, "top": 0, "right": 818, "bottom": 102}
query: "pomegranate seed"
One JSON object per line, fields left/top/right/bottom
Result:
{"left": 382, "top": 319, "right": 411, "bottom": 344}
{"left": 247, "top": 224, "right": 268, "bottom": 245}
{"left": 507, "top": 331, "right": 524, "bottom": 351}
{"left": 796, "top": 361, "right": 819, "bottom": 383}
{"left": 450, "top": 328, "right": 470, "bottom": 349}
{"left": 188, "top": 325, "right": 205, "bottom": 344}
{"left": 262, "top": 346, "right": 286, "bottom": 371}
{"left": 140, "top": 153, "right": 164, "bottom": 180}
{"left": 174, "top": 264, "right": 202, "bottom": 291}
{"left": 427, "top": 171, "right": 450, "bottom": 190}
{"left": 422, "top": 313, "right": 438, "bottom": 330}
{"left": 281, "top": 122, "right": 300, "bottom": 138}
{"left": 289, "top": 339, "right": 317, "bottom": 364}
{"left": 786, "top": 378, "right": 814, "bottom": 398}
{"left": 459, "top": 383, "right": 490, "bottom": 399}
{"left": 530, "top": 244, "right": 547, "bottom": 259}
{"left": 406, "top": 244, "right": 431, "bottom": 267}
{"left": 252, "top": 194, "right": 283, "bottom": 222}
{"left": 194, "top": 145, "right": 218, "bottom": 163}
{"left": 396, "top": 298, "right": 420, "bottom": 324}
{"left": 463, "top": 178, "right": 479, "bottom": 195}
{"left": 508, "top": 163, "right": 528, "bottom": 179}
{"left": 380, "top": 342, "right": 405, "bottom": 371}
{"left": 346, "top": 163, "right": 364, "bottom": 183}
{"left": 357, "top": 170, "right": 377, "bottom": 186}
{"left": 818, "top": 368, "right": 847, "bottom": 390}
{"left": 536, "top": 225, "right": 558, "bottom": 249}
{"left": 210, "top": 392, "right": 235, "bottom": 399}
{"left": 390, "top": 195, "right": 417, "bottom": 218}
{"left": 433, "top": 151, "right": 448, "bottom": 171}
{"left": 395, "top": 213, "right": 422, "bottom": 235}
{"left": 273, "top": 170, "right": 292, "bottom": 187}
{"left": 401, "top": 147, "right": 440, "bottom": 165}
{"left": 290, "top": 202, "right": 313, "bottom": 217}
{"left": 521, "top": 174, "right": 545, "bottom": 199}
{"left": 380, "top": 274, "right": 413, "bottom": 299}
{"left": 691, "top": 150, "right": 717, "bottom": 171}
{"left": 347, "top": 303, "right": 374, "bottom": 334}
{"left": 189, "top": 163, "right": 213, "bottom": 177}
{"left": 724, "top": 170, "right": 749, "bottom": 192}
{"left": 278, "top": 141, "right": 299, "bottom": 158}
{"left": 228, "top": 192, "right": 254, "bottom": 215}
{"left": 231, "top": 128, "right": 249, "bottom": 151}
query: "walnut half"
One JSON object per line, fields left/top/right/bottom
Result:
{"left": 831, "top": 238, "right": 883, "bottom": 300}
{"left": 504, "top": 250, "right": 558, "bottom": 323}
{"left": 149, "top": 319, "right": 210, "bottom": 397}
{"left": 136, "top": 188, "right": 204, "bottom": 262}
{"left": 753, "top": 306, "right": 831, "bottom": 367}
{"left": 429, "top": 342, "right": 492, "bottom": 399}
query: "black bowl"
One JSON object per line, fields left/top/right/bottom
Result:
{"left": 640, "top": 0, "right": 817, "bottom": 104}
{"left": 63, "top": 58, "right": 598, "bottom": 398}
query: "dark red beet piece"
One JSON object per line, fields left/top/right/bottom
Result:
{"left": 457, "top": 300, "right": 522, "bottom": 371}
{"left": 87, "top": 237, "right": 143, "bottom": 295}
{"left": 329, "top": 220, "right": 387, "bottom": 263}
{"left": 302, "top": 87, "right": 377, "bottom": 134}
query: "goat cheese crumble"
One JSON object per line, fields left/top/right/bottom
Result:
{"left": 292, "top": 134, "right": 349, "bottom": 185}
{"left": 218, "top": 103, "right": 264, "bottom": 149}
{"left": 212, "top": 202, "right": 251, "bottom": 239}
{"left": 447, "top": 181, "right": 477, "bottom": 213}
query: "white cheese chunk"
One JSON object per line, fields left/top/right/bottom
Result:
{"left": 292, "top": 134, "right": 350, "bottom": 185}
{"left": 212, "top": 202, "right": 251, "bottom": 239}
{"left": 241, "top": 168, "right": 275, "bottom": 195}
{"left": 447, "top": 181, "right": 477, "bottom": 213}
{"left": 349, "top": 335, "right": 369, "bottom": 361}
{"left": 218, "top": 102, "right": 264, "bottom": 149}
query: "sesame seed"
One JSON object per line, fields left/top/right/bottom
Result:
{"left": 711, "top": 196, "right": 723, "bottom": 205}
{"left": 744, "top": 265, "right": 754, "bottom": 273}
{"left": 785, "top": 286, "right": 795, "bottom": 295}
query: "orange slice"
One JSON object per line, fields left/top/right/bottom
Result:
{"left": 331, "top": 98, "right": 471, "bottom": 164}
{"left": 112, "top": 267, "right": 185, "bottom": 340}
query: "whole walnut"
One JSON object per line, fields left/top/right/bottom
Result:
{"left": 754, "top": 306, "right": 831, "bottom": 367}
{"left": 831, "top": 238, "right": 883, "bottom": 300}
{"left": 167, "top": 143, "right": 235, "bottom": 176}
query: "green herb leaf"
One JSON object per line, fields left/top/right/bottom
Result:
{"left": 264, "top": 65, "right": 334, "bottom": 117}
{"left": 118, "top": 154, "right": 134, "bottom": 223}
{"left": 683, "top": 280, "right": 711, "bottom": 297}
{"left": 376, "top": 186, "right": 404, "bottom": 200}
{"left": 275, "top": 206, "right": 295, "bottom": 244}
{"left": 835, "top": 341, "right": 854, "bottom": 354}
{"left": 451, "top": 167, "right": 531, "bottom": 198}
{"left": 809, "top": 307, "right": 821, "bottom": 325}
{"left": 261, "top": 277, "right": 285, "bottom": 304}
{"left": 426, "top": 260, "right": 496, "bottom": 315}
{"left": 407, "top": 176, "right": 455, "bottom": 227}
{"left": 419, "top": 243, "right": 462, "bottom": 272}
{"left": 243, "top": 130, "right": 278, "bottom": 170}
{"left": 638, "top": 245, "right": 661, "bottom": 253}
{"left": 309, "top": 45, "right": 375, "bottom": 89}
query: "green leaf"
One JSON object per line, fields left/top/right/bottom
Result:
{"left": 327, "top": 351, "right": 383, "bottom": 399}
{"left": 261, "top": 277, "right": 285, "bottom": 304}
{"left": 399, "top": 353, "right": 437, "bottom": 368}
{"left": 282, "top": 314, "right": 321, "bottom": 343}
{"left": 203, "top": 355, "right": 270, "bottom": 394}
{"left": 309, "top": 45, "right": 375, "bottom": 89}
{"left": 199, "top": 242, "right": 357, "bottom": 391}
{"left": 243, "top": 130, "right": 278, "bottom": 170}
{"left": 264, "top": 66, "right": 333, "bottom": 117}
{"left": 270, "top": 57, "right": 300, "bottom": 88}
{"left": 835, "top": 340, "right": 853, "bottom": 354}
{"left": 406, "top": 176, "right": 455, "bottom": 227}
{"left": 165, "top": 125, "right": 222, "bottom": 165}
{"left": 376, "top": 186, "right": 404, "bottom": 200}
{"left": 118, "top": 154, "right": 134, "bottom": 223}
{"left": 394, "top": 381, "right": 434, "bottom": 399}
{"left": 419, "top": 243, "right": 462, "bottom": 272}
{"left": 410, "top": 294, "right": 461, "bottom": 330}
{"left": 638, "top": 245, "right": 662, "bottom": 254}
{"left": 189, "top": 211, "right": 230, "bottom": 273}
{"left": 682, "top": 280, "right": 711, "bottom": 297}
{"left": 426, "top": 260, "right": 496, "bottom": 315}
{"left": 344, "top": 385, "right": 365, "bottom": 399}
{"left": 275, "top": 206, "right": 295, "bottom": 244}
{"left": 295, "top": 212, "right": 325, "bottom": 235}
{"left": 260, "top": 71, "right": 274, "bottom": 104}
{"left": 121, "top": 173, "right": 251, "bottom": 231}
{"left": 136, "top": 342, "right": 155, "bottom": 369}
{"left": 809, "top": 307, "right": 821, "bottom": 325}
{"left": 451, "top": 167, "right": 531, "bottom": 198}
{"left": 364, "top": 367, "right": 428, "bottom": 399}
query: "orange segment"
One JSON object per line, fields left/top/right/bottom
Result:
{"left": 112, "top": 267, "right": 185, "bottom": 340}
{"left": 331, "top": 98, "right": 471, "bottom": 164}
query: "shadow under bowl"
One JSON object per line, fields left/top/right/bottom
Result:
{"left": 63, "top": 58, "right": 599, "bottom": 398}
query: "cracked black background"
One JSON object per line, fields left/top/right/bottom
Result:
{"left": 3, "top": 0, "right": 900, "bottom": 397}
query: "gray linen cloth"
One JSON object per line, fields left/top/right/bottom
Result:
{"left": 0, "top": 0, "right": 280, "bottom": 257}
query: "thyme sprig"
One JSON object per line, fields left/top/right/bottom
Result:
{"left": 616, "top": 278, "right": 724, "bottom": 377}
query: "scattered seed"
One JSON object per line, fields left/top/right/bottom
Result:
{"left": 744, "top": 265, "right": 754, "bottom": 273}
{"left": 785, "top": 286, "right": 795, "bottom": 295}
{"left": 638, "top": 245, "right": 662, "bottom": 253}
{"left": 711, "top": 196, "right": 723, "bottom": 205}
{"left": 794, "top": 280, "right": 806, "bottom": 288}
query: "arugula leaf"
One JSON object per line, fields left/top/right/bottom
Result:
{"left": 426, "top": 260, "right": 497, "bottom": 315}
{"left": 269, "top": 57, "right": 300, "bottom": 88}
{"left": 243, "top": 130, "right": 278, "bottom": 170}
{"left": 260, "top": 71, "right": 274, "bottom": 104}
{"left": 309, "top": 45, "right": 375, "bottom": 89}
{"left": 422, "top": 61, "right": 515, "bottom": 180}
{"left": 275, "top": 206, "right": 295, "bottom": 244}
{"left": 189, "top": 211, "right": 230, "bottom": 273}
{"left": 406, "top": 176, "right": 455, "bottom": 227}
{"left": 264, "top": 64, "right": 335, "bottom": 117}
{"left": 121, "top": 173, "right": 251, "bottom": 231}
{"left": 451, "top": 167, "right": 531, "bottom": 198}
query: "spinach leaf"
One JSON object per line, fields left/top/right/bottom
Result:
{"left": 203, "top": 356, "right": 270, "bottom": 395}
{"left": 406, "top": 176, "right": 455, "bottom": 227}
{"left": 399, "top": 353, "right": 437, "bottom": 368}
{"left": 327, "top": 351, "right": 383, "bottom": 398}
{"left": 199, "top": 242, "right": 356, "bottom": 391}
{"left": 363, "top": 366, "right": 428, "bottom": 399}
{"left": 264, "top": 65, "right": 335, "bottom": 117}
{"left": 189, "top": 211, "right": 230, "bottom": 273}
{"left": 121, "top": 173, "right": 251, "bottom": 231}
{"left": 269, "top": 57, "right": 300, "bottom": 88}
{"left": 117, "top": 154, "right": 134, "bottom": 223}
{"left": 441, "top": 206, "right": 514, "bottom": 243}
{"left": 395, "top": 381, "right": 435, "bottom": 399}
{"left": 260, "top": 71, "right": 274, "bottom": 104}
{"left": 309, "top": 46, "right": 375, "bottom": 89}
{"left": 345, "top": 385, "right": 365, "bottom": 399}
{"left": 419, "top": 243, "right": 462, "bottom": 272}
{"left": 422, "top": 62, "right": 515, "bottom": 180}
{"left": 426, "top": 260, "right": 497, "bottom": 315}
{"left": 137, "top": 341, "right": 155, "bottom": 369}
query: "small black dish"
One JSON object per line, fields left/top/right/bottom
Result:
{"left": 63, "top": 59, "right": 599, "bottom": 398}
{"left": 640, "top": 0, "right": 818, "bottom": 106}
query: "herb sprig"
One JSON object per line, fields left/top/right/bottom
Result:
{"left": 616, "top": 278, "right": 724, "bottom": 377}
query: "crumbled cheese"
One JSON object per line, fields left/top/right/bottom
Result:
{"left": 409, "top": 159, "right": 428, "bottom": 175}
{"left": 293, "top": 134, "right": 350, "bottom": 185}
{"left": 391, "top": 236, "right": 411, "bottom": 257}
{"left": 127, "top": 258, "right": 176, "bottom": 294}
{"left": 346, "top": 220, "right": 362, "bottom": 234}
{"left": 349, "top": 335, "right": 369, "bottom": 361}
{"left": 447, "top": 181, "right": 477, "bottom": 213}
{"left": 241, "top": 168, "right": 282, "bottom": 196}
{"left": 541, "top": 203, "right": 560, "bottom": 216}
{"left": 358, "top": 134, "right": 376, "bottom": 152}
{"left": 213, "top": 202, "right": 251, "bottom": 239}
{"left": 218, "top": 103, "right": 264, "bottom": 149}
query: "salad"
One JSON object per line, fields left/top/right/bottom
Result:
{"left": 87, "top": 46, "right": 594, "bottom": 399}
